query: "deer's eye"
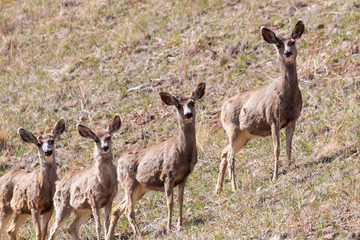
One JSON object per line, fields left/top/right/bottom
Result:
{"left": 276, "top": 43, "right": 284, "bottom": 48}
{"left": 49, "top": 140, "right": 55, "bottom": 145}
{"left": 105, "top": 137, "right": 111, "bottom": 141}
{"left": 189, "top": 101, "right": 195, "bottom": 107}
{"left": 176, "top": 104, "right": 182, "bottom": 109}
{"left": 289, "top": 41, "right": 295, "bottom": 46}
{"left": 95, "top": 138, "right": 100, "bottom": 143}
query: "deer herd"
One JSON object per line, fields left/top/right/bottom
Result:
{"left": 0, "top": 20, "right": 305, "bottom": 239}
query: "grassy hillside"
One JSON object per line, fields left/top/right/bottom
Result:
{"left": 0, "top": 0, "right": 359, "bottom": 239}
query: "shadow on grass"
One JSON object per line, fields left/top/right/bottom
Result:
{"left": 263, "top": 141, "right": 360, "bottom": 182}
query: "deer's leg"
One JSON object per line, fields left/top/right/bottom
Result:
{"left": 89, "top": 194, "right": 101, "bottom": 240}
{"left": 285, "top": 121, "right": 296, "bottom": 170}
{"left": 49, "top": 203, "right": 73, "bottom": 240}
{"left": 30, "top": 208, "right": 41, "bottom": 240}
{"left": 164, "top": 177, "right": 174, "bottom": 231}
{"left": 215, "top": 144, "right": 229, "bottom": 194}
{"left": 271, "top": 121, "right": 281, "bottom": 181}
{"left": 229, "top": 131, "right": 250, "bottom": 191}
{"left": 125, "top": 186, "right": 145, "bottom": 238}
{"left": 103, "top": 198, "right": 113, "bottom": 237}
{"left": 7, "top": 213, "right": 27, "bottom": 240}
{"left": 177, "top": 178, "right": 187, "bottom": 231}
{"left": 106, "top": 198, "right": 127, "bottom": 240}
{"left": 0, "top": 207, "right": 12, "bottom": 239}
{"left": 40, "top": 207, "right": 53, "bottom": 240}
{"left": 68, "top": 210, "right": 91, "bottom": 240}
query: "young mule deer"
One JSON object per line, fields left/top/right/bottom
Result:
{"left": 0, "top": 118, "right": 65, "bottom": 240}
{"left": 215, "top": 20, "right": 305, "bottom": 194}
{"left": 106, "top": 83, "right": 206, "bottom": 239}
{"left": 49, "top": 114, "right": 121, "bottom": 240}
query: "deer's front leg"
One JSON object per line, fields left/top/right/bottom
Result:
{"left": 103, "top": 199, "right": 113, "bottom": 237}
{"left": 89, "top": 194, "right": 101, "bottom": 240}
{"left": 164, "top": 177, "right": 174, "bottom": 231}
{"left": 30, "top": 208, "right": 41, "bottom": 240}
{"left": 40, "top": 207, "right": 53, "bottom": 240}
{"left": 285, "top": 121, "right": 296, "bottom": 170}
{"left": 271, "top": 121, "right": 280, "bottom": 181}
{"left": 177, "top": 178, "right": 187, "bottom": 231}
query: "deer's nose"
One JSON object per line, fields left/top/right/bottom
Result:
{"left": 285, "top": 51, "right": 292, "bottom": 57}
{"left": 44, "top": 150, "right": 52, "bottom": 156}
{"left": 185, "top": 113, "right": 193, "bottom": 119}
{"left": 102, "top": 146, "right": 109, "bottom": 151}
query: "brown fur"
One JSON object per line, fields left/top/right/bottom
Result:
{"left": 0, "top": 118, "right": 65, "bottom": 240}
{"left": 106, "top": 83, "right": 206, "bottom": 239}
{"left": 215, "top": 20, "right": 305, "bottom": 194}
{"left": 49, "top": 115, "right": 121, "bottom": 240}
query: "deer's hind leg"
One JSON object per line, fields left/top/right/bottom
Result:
{"left": 0, "top": 207, "right": 12, "bottom": 239}
{"left": 216, "top": 127, "right": 250, "bottom": 193}
{"left": 68, "top": 209, "right": 91, "bottom": 240}
{"left": 106, "top": 198, "right": 127, "bottom": 240}
{"left": 49, "top": 197, "right": 73, "bottom": 240}
{"left": 125, "top": 185, "right": 146, "bottom": 238}
{"left": 7, "top": 213, "right": 27, "bottom": 240}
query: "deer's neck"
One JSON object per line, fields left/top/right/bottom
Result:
{"left": 39, "top": 155, "right": 58, "bottom": 185}
{"left": 94, "top": 149, "right": 114, "bottom": 165}
{"left": 279, "top": 59, "right": 299, "bottom": 101}
{"left": 178, "top": 120, "right": 196, "bottom": 151}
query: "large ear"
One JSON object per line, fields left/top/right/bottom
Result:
{"left": 160, "top": 92, "right": 178, "bottom": 106}
{"left": 261, "top": 26, "right": 278, "bottom": 44}
{"left": 108, "top": 114, "right": 121, "bottom": 135}
{"left": 18, "top": 128, "right": 39, "bottom": 145}
{"left": 77, "top": 124, "right": 97, "bottom": 141}
{"left": 192, "top": 82, "right": 206, "bottom": 100}
{"left": 51, "top": 117, "right": 65, "bottom": 139}
{"left": 291, "top": 19, "right": 305, "bottom": 40}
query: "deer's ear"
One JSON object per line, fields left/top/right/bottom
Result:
{"left": 18, "top": 128, "right": 39, "bottom": 145}
{"left": 160, "top": 92, "right": 178, "bottom": 106}
{"left": 291, "top": 19, "right": 305, "bottom": 40}
{"left": 261, "top": 27, "right": 278, "bottom": 44}
{"left": 77, "top": 124, "right": 97, "bottom": 141}
{"left": 108, "top": 114, "right": 121, "bottom": 135}
{"left": 192, "top": 82, "right": 206, "bottom": 100}
{"left": 51, "top": 118, "right": 65, "bottom": 139}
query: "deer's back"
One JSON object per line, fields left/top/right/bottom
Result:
{"left": 118, "top": 137, "right": 196, "bottom": 192}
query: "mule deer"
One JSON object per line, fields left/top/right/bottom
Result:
{"left": 0, "top": 118, "right": 65, "bottom": 240}
{"left": 215, "top": 20, "right": 305, "bottom": 194}
{"left": 49, "top": 114, "right": 121, "bottom": 240}
{"left": 106, "top": 83, "right": 206, "bottom": 239}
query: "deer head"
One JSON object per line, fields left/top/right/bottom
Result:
{"left": 77, "top": 114, "right": 121, "bottom": 155}
{"left": 261, "top": 19, "right": 305, "bottom": 64}
{"left": 160, "top": 82, "right": 206, "bottom": 125}
{"left": 17, "top": 118, "right": 66, "bottom": 161}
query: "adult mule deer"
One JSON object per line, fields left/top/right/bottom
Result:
{"left": 0, "top": 118, "right": 65, "bottom": 240}
{"left": 215, "top": 20, "right": 305, "bottom": 194}
{"left": 106, "top": 83, "right": 206, "bottom": 239}
{"left": 49, "top": 114, "right": 121, "bottom": 240}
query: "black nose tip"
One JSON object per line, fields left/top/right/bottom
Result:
{"left": 102, "top": 146, "right": 109, "bottom": 151}
{"left": 185, "top": 113, "right": 193, "bottom": 119}
{"left": 44, "top": 151, "right": 52, "bottom": 156}
{"left": 285, "top": 52, "right": 292, "bottom": 57}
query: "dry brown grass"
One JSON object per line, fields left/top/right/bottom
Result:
{"left": 0, "top": 0, "right": 360, "bottom": 239}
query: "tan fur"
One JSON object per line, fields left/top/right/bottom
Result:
{"left": 106, "top": 83, "right": 206, "bottom": 239}
{"left": 215, "top": 20, "right": 305, "bottom": 194}
{"left": 0, "top": 118, "right": 65, "bottom": 240}
{"left": 49, "top": 115, "right": 121, "bottom": 240}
